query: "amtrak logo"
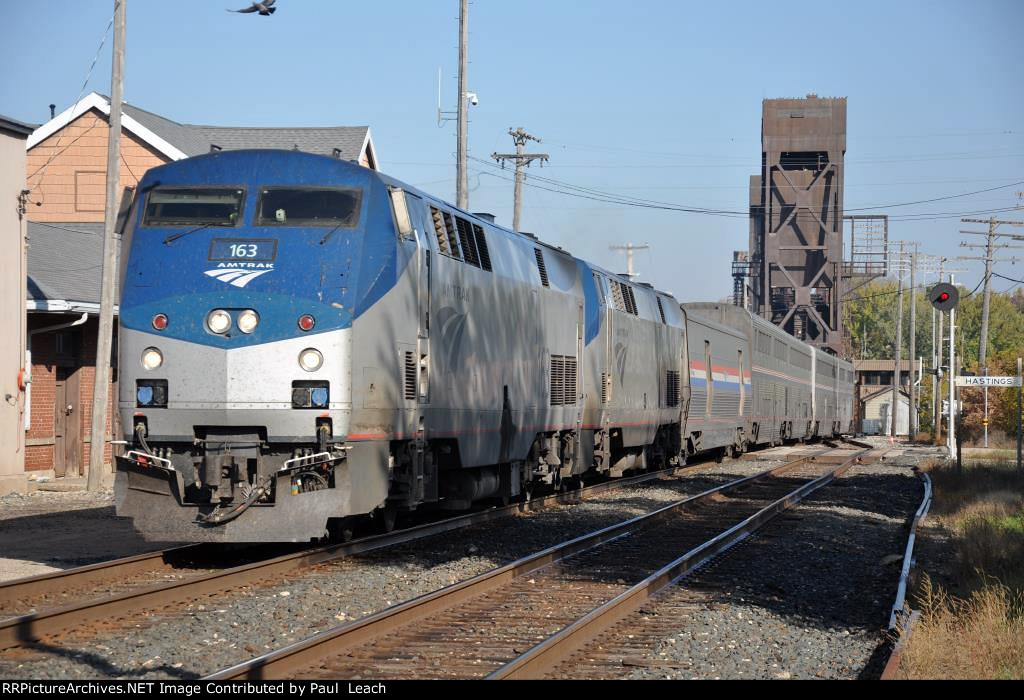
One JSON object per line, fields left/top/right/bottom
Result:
{"left": 204, "top": 262, "right": 274, "bottom": 288}
{"left": 436, "top": 306, "right": 468, "bottom": 372}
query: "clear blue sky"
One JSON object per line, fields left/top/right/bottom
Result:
{"left": 2, "top": 0, "right": 1022, "bottom": 301}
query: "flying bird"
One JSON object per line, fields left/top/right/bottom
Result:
{"left": 229, "top": 0, "right": 276, "bottom": 15}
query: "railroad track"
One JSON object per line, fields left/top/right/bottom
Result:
{"left": 0, "top": 454, "right": 728, "bottom": 651}
{"left": 209, "top": 443, "right": 876, "bottom": 680}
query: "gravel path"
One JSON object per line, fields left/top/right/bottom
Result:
{"left": 0, "top": 488, "right": 172, "bottom": 582}
{"left": 0, "top": 453, "right": 792, "bottom": 680}
{"left": 555, "top": 449, "right": 939, "bottom": 680}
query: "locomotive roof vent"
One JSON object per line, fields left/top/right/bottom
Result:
{"left": 472, "top": 212, "right": 496, "bottom": 223}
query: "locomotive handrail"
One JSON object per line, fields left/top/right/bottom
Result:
{"left": 278, "top": 452, "right": 340, "bottom": 472}
{"left": 124, "top": 450, "right": 174, "bottom": 471}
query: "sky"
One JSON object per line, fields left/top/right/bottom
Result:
{"left": 2, "top": 0, "right": 1022, "bottom": 302}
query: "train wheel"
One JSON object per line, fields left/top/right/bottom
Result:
{"left": 327, "top": 518, "right": 355, "bottom": 543}
{"left": 375, "top": 505, "right": 398, "bottom": 534}
{"left": 519, "top": 484, "right": 535, "bottom": 510}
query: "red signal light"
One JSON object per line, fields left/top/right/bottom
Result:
{"left": 938, "top": 292, "right": 950, "bottom": 302}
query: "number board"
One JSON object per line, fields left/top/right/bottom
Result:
{"left": 208, "top": 238, "right": 278, "bottom": 262}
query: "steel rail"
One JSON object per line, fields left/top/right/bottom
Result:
{"left": 488, "top": 447, "right": 869, "bottom": 679}
{"left": 0, "top": 544, "right": 203, "bottom": 610}
{"left": 0, "top": 459, "right": 710, "bottom": 650}
{"left": 206, "top": 447, "right": 850, "bottom": 680}
{"left": 880, "top": 467, "right": 933, "bottom": 681}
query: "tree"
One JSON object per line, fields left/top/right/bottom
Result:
{"left": 845, "top": 279, "right": 1024, "bottom": 444}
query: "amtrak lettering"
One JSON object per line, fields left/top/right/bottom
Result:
{"left": 442, "top": 283, "right": 471, "bottom": 303}
{"left": 204, "top": 262, "right": 275, "bottom": 288}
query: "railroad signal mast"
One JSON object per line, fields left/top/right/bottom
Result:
{"left": 929, "top": 281, "right": 960, "bottom": 460}
{"left": 916, "top": 255, "right": 964, "bottom": 447}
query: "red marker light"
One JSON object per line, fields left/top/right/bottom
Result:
{"left": 152, "top": 313, "right": 168, "bottom": 331}
{"left": 298, "top": 314, "right": 316, "bottom": 332}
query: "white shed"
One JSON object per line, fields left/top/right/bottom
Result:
{"left": 861, "top": 388, "right": 910, "bottom": 436}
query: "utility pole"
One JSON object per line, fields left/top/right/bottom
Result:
{"left": 1017, "top": 356, "right": 1022, "bottom": 471}
{"left": 609, "top": 242, "right": 651, "bottom": 279}
{"left": 908, "top": 244, "right": 918, "bottom": 438}
{"left": 932, "top": 297, "right": 939, "bottom": 445}
{"left": 88, "top": 0, "right": 125, "bottom": 491}
{"left": 891, "top": 241, "right": 904, "bottom": 439}
{"left": 960, "top": 216, "right": 1024, "bottom": 447}
{"left": 949, "top": 274, "right": 957, "bottom": 461}
{"left": 456, "top": 0, "right": 469, "bottom": 210}
{"left": 979, "top": 220, "right": 995, "bottom": 450}
{"left": 491, "top": 128, "right": 549, "bottom": 232}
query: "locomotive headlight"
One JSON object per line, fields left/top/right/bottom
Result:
{"left": 206, "top": 309, "right": 231, "bottom": 334}
{"left": 141, "top": 347, "right": 163, "bottom": 370}
{"left": 237, "top": 309, "right": 259, "bottom": 334}
{"left": 298, "top": 348, "right": 323, "bottom": 372}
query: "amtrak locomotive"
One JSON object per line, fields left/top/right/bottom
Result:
{"left": 115, "top": 149, "right": 854, "bottom": 542}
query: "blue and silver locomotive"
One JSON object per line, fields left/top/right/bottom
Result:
{"left": 115, "top": 149, "right": 854, "bottom": 542}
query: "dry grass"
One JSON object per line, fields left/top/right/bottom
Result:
{"left": 899, "top": 577, "right": 1024, "bottom": 680}
{"left": 897, "top": 460, "right": 1024, "bottom": 679}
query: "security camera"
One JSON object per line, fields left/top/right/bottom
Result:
{"left": 466, "top": 92, "right": 479, "bottom": 106}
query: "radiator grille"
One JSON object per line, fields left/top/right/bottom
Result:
{"left": 403, "top": 351, "right": 417, "bottom": 400}
{"left": 473, "top": 223, "right": 492, "bottom": 271}
{"left": 535, "top": 248, "right": 550, "bottom": 287}
{"left": 442, "top": 211, "right": 461, "bottom": 258}
{"left": 430, "top": 207, "right": 451, "bottom": 255}
{"left": 665, "top": 370, "right": 681, "bottom": 407}
{"left": 550, "top": 355, "right": 577, "bottom": 406}
{"left": 455, "top": 216, "right": 480, "bottom": 267}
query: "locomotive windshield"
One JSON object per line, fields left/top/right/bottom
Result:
{"left": 143, "top": 187, "right": 244, "bottom": 226}
{"left": 256, "top": 187, "right": 362, "bottom": 227}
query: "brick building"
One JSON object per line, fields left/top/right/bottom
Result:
{"left": 22, "top": 93, "right": 379, "bottom": 477}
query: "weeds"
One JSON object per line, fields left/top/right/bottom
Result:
{"left": 900, "top": 576, "right": 1024, "bottom": 679}
{"left": 898, "top": 460, "right": 1024, "bottom": 679}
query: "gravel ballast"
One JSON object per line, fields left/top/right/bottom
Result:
{"left": 0, "top": 442, "right": 938, "bottom": 680}
{"left": 558, "top": 448, "right": 939, "bottom": 680}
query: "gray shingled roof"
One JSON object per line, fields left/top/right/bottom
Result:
{"left": 0, "top": 113, "right": 37, "bottom": 137}
{"left": 120, "top": 101, "right": 370, "bottom": 160}
{"left": 26, "top": 222, "right": 107, "bottom": 304}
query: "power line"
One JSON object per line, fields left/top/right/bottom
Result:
{"left": 993, "top": 271, "right": 1024, "bottom": 285}
{"left": 843, "top": 181, "right": 1024, "bottom": 212}
{"left": 470, "top": 157, "right": 1023, "bottom": 222}
{"left": 27, "top": 8, "right": 117, "bottom": 197}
